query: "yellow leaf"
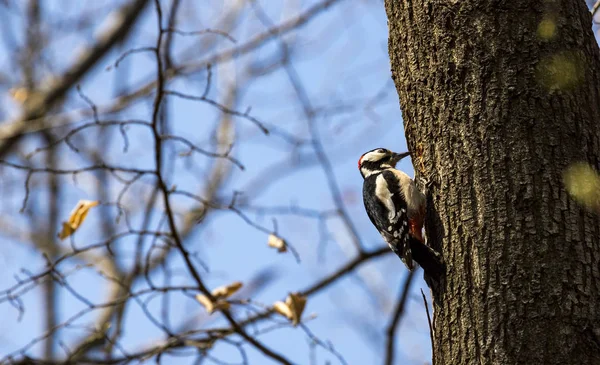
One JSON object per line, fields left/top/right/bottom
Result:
{"left": 58, "top": 200, "right": 99, "bottom": 240}
{"left": 272, "top": 292, "right": 306, "bottom": 326}
{"left": 195, "top": 282, "right": 242, "bottom": 314}
{"left": 195, "top": 294, "right": 214, "bottom": 313}
{"left": 211, "top": 281, "right": 243, "bottom": 299}
{"left": 286, "top": 292, "right": 306, "bottom": 326}
{"left": 212, "top": 300, "right": 231, "bottom": 312}
{"left": 195, "top": 294, "right": 231, "bottom": 314}
{"left": 268, "top": 233, "right": 287, "bottom": 253}
{"left": 273, "top": 301, "right": 292, "bottom": 320}
{"left": 59, "top": 222, "right": 75, "bottom": 240}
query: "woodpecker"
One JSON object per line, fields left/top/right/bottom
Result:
{"left": 358, "top": 148, "right": 426, "bottom": 270}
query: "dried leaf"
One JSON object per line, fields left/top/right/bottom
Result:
{"left": 195, "top": 282, "right": 243, "bottom": 314}
{"left": 272, "top": 292, "right": 306, "bottom": 326}
{"left": 273, "top": 301, "right": 292, "bottom": 320}
{"left": 58, "top": 200, "right": 99, "bottom": 240}
{"left": 268, "top": 233, "right": 287, "bottom": 253}
{"left": 195, "top": 294, "right": 231, "bottom": 314}
{"left": 211, "top": 281, "right": 243, "bottom": 299}
{"left": 286, "top": 292, "right": 306, "bottom": 326}
{"left": 195, "top": 294, "right": 212, "bottom": 311}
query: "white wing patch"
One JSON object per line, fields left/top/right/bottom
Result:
{"left": 389, "top": 169, "right": 425, "bottom": 219}
{"left": 375, "top": 174, "right": 397, "bottom": 222}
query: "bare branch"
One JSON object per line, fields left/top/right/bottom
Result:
{"left": 0, "top": 0, "right": 150, "bottom": 157}
{"left": 384, "top": 270, "right": 416, "bottom": 365}
{"left": 148, "top": 1, "right": 291, "bottom": 363}
{"left": 593, "top": 0, "right": 600, "bottom": 16}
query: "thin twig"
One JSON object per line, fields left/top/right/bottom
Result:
{"left": 421, "top": 288, "right": 435, "bottom": 365}
{"left": 384, "top": 270, "right": 416, "bottom": 365}
{"left": 249, "top": 0, "right": 365, "bottom": 253}
{"left": 0, "top": 0, "right": 150, "bottom": 157}
{"left": 149, "top": 1, "right": 291, "bottom": 363}
{"left": 0, "top": 0, "right": 342, "bottom": 140}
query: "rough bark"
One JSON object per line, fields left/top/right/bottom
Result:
{"left": 385, "top": 1, "right": 600, "bottom": 364}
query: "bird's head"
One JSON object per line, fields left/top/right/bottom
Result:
{"left": 358, "top": 148, "right": 410, "bottom": 178}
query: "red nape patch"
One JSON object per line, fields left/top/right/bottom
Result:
{"left": 358, "top": 154, "right": 364, "bottom": 169}
{"left": 408, "top": 219, "right": 424, "bottom": 242}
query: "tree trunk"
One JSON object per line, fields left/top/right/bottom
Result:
{"left": 385, "top": 1, "right": 600, "bottom": 364}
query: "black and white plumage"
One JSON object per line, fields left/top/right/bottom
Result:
{"left": 359, "top": 148, "right": 426, "bottom": 271}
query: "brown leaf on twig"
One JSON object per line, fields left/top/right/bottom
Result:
{"left": 58, "top": 200, "right": 99, "bottom": 240}
{"left": 196, "top": 281, "right": 243, "bottom": 314}
{"left": 211, "top": 281, "right": 243, "bottom": 299}
{"left": 268, "top": 233, "right": 287, "bottom": 253}
{"left": 272, "top": 292, "right": 306, "bottom": 326}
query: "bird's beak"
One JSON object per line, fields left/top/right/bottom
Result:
{"left": 390, "top": 151, "right": 410, "bottom": 165}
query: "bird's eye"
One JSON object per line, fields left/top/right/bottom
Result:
{"left": 377, "top": 149, "right": 386, "bottom": 153}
